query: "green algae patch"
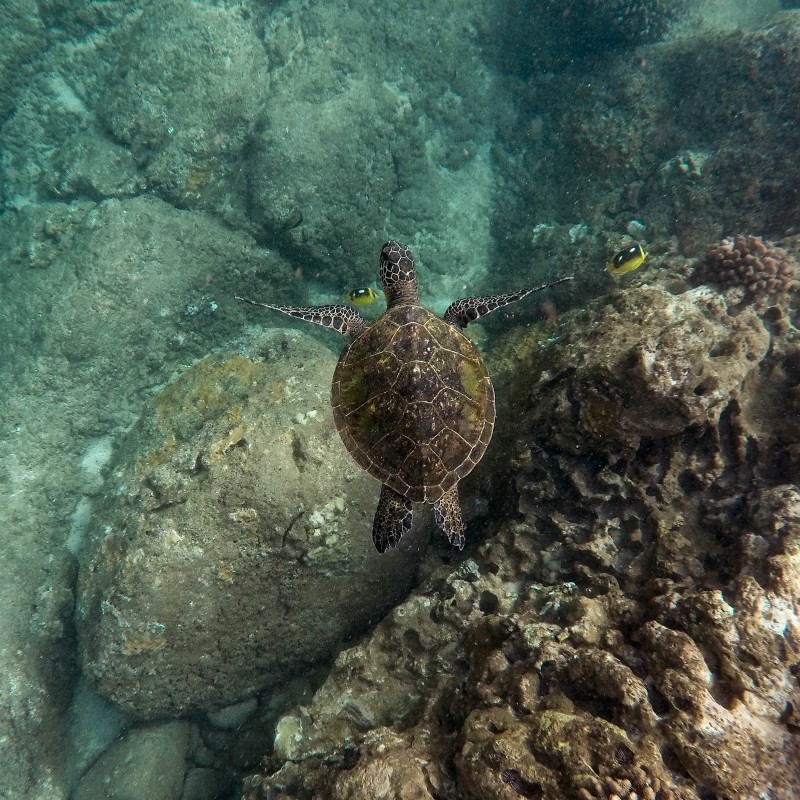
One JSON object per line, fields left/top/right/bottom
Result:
{"left": 139, "top": 353, "right": 277, "bottom": 472}
{"left": 155, "top": 354, "right": 268, "bottom": 432}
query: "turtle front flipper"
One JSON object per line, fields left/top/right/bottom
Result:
{"left": 235, "top": 297, "right": 366, "bottom": 338}
{"left": 373, "top": 484, "right": 413, "bottom": 553}
{"left": 442, "top": 276, "right": 573, "bottom": 329}
{"left": 433, "top": 487, "right": 465, "bottom": 550}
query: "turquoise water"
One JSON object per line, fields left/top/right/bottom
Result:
{"left": 1, "top": 1, "right": 798, "bottom": 799}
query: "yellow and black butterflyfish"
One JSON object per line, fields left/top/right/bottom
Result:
{"left": 344, "top": 287, "right": 381, "bottom": 306}
{"left": 606, "top": 243, "right": 648, "bottom": 276}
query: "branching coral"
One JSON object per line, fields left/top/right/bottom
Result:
{"left": 699, "top": 234, "right": 798, "bottom": 298}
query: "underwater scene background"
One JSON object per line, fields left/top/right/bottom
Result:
{"left": 1, "top": 0, "right": 799, "bottom": 798}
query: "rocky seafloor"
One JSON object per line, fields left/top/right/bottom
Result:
{"left": 1, "top": 0, "right": 799, "bottom": 798}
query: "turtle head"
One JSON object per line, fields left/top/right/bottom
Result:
{"left": 379, "top": 241, "right": 419, "bottom": 306}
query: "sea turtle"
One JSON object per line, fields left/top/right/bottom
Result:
{"left": 236, "top": 241, "right": 571, "bottom": 553}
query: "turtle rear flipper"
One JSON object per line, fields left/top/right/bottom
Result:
{"left": 372, "top": 484, "right": 413, "bottom": 553}
{"left": 434, "top": 487, "right": 465, "bottom": 550}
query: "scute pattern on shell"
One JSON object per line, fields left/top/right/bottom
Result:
{"left": 331, "top": 304, "right": 495, "bottom": 504}
{"left": 700, "top": 233, "right": 798, "bottom": 298}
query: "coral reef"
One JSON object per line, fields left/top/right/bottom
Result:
{"left": 487, "top": 0, "right": 690, "bottom": 80}
{"left": 241, "top": 282, "right": 800, "bottom": 800}
{"left": 696, "top": 233, "right": 798, "bottom": 298}
{"left": 2, "top": 0, "right": 799, "bottom": 796}
{"left": 490, "top": 13, "right": 800, "bottom": 267}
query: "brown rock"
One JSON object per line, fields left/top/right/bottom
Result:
{"left": 77, "top": 330, "right": 425, "bottom": 718}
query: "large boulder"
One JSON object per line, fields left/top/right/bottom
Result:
{"left": 76, "top": 329, "right": 425, "bottom": 719}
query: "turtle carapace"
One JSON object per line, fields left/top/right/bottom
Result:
{"left": 236, "top": 242, "right": 572, "bottom": 553}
